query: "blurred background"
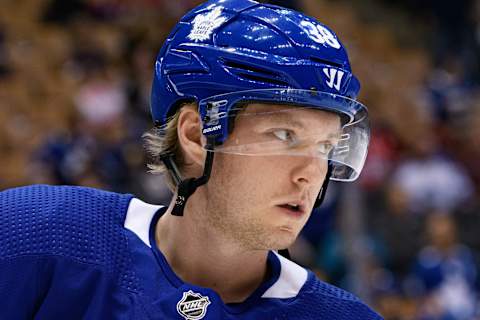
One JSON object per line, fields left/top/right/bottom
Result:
{"left": 0, "top": 0, "right": 479, "bottom": 318}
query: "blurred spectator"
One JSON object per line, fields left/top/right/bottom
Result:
{"left": 424, "top": 62, "right": 470, "bottom": 124}
{"left": 368, "top": 185, "right": 424, "bottom": 278}
{"left": 73, "top": 66, "right": 127, "bottom": 126}
{"left": 456, "top": 92, "right": 480, "bottom": 198}
{"left": 30, "top": 129, "right": 85, "bottom": 185}
{"left": 411, "top": 213, "right": 478, "bottom": 320}
{"left": 360, "top": 124, "right": 400, "bottom": 191}
{"left": 390, "top": 130, "right": 473, "bottom": 214}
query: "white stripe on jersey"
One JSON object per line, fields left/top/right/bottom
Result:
{"left": 262, "top": 252, "right": 308, "bottom": 299}
{"left": 124, "top": 198, "right": 163, "bottom": 247}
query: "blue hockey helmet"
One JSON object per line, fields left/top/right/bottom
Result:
{"left": 150, "top": 0, "right": 369, "bottom": 215}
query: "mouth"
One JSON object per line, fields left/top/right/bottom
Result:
{"left": 276, "top": 202, "right": 306, "bottom": 217}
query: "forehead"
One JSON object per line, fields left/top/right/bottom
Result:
{"left": 235, "top": 103, "right": 341, "bottom": 135}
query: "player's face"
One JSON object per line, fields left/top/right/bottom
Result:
{"left": 204, "top": 103, "right": 341, "bottom": 250}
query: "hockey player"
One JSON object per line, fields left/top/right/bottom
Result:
{"left": 0, "top": 0, "right": 382, "bottom": 319}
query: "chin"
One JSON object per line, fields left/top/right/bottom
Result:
{"left": 267, "top": 228, "right": 299, "bottom": 250}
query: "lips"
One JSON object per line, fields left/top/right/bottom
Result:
{"left": 276, "top": 200, "right": 307, "bottom": 216}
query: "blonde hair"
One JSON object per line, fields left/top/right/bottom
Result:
{"left": 143, "top": 106, "right": 185, "bottom": 190}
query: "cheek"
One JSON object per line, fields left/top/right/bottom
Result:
{"left": 211, "top": 154, "right": 326, "bottom": 210}
{"left": 212, "top": 155, "right": 285, "bottom": 198}
{"left": 237, "top": 157, "right": 289, "bottom": 189}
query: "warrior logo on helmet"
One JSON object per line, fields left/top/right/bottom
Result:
{"left": 188, "top": 6, "right": 227, "bottom": 42}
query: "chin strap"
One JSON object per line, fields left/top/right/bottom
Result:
{"left": 313, "top": 161, "right": 333, "bottom": 209}
{"left": 161, "top": 137, "right": 216, "bottom": 216}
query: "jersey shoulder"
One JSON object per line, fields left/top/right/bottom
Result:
{"left": 0, "top": 184, "right": 133, "bottom": 267}
{"left": 260, "top": 252, "right": 382, "bottom": 320}
{"left": 292, "top": 272, "right": 383, "bottom": 320}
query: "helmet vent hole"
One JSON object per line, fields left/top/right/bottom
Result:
{"left": 237, "top": 73, "right": 289, "bottom": 86}
{"left": 223, "top": 60, "right": 277, "bottom": 76}
{"left": 310, "top": 57, "right": 343, "bottom": 68}
{"left": 222, "top": 60, "right": 289, "bottom": 86}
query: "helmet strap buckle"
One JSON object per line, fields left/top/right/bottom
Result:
{"left": 164, "top": 137, "right": 216, "bottom": 216}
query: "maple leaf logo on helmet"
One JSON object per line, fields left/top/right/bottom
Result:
{"left": 188, "top": 6, "right": 227, "bottom": 42}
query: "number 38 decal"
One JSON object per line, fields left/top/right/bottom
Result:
{"left": 300, "top": 20, "right": 341, "bottom": 49}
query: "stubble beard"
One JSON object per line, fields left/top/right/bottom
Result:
{"left": 204, "top": 160, "right": 298, "bottom": 251}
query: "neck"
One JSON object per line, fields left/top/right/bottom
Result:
{"left": 155, "top": 192, "right": 270, "bottom": 303}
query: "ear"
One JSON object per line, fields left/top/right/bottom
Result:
{"left": 177, "top": 105, "right": 205, "bottom": 175}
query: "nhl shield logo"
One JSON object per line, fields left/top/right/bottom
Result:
{"left": 176, "top": 290, "right": 211, "bottom": 320}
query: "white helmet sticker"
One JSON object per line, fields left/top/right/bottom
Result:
{"left": 300, "top": 20, "right": 341, "bottom": 49}
{"left": 188, "top": 6, "right": 227, "bottom": 42}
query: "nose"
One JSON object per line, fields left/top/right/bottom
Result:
{"left": 291, "top": 156, "right": 328, "bottom": 187}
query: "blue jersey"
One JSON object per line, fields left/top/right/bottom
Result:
{"left": 0, "top": 185, "right": 382, "bottom": 319}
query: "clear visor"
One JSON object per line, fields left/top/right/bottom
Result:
{"left": 199, "top": 91, "right": 369, "bottom": 181}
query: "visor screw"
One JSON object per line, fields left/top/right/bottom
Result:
{"left": 204, "top": 116, "right": 210, "bottom": 122}
{"left": 206, "top": 102, "right": 213, "bottom": 110}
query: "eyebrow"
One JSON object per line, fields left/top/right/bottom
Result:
{"left": 262, "top": 113, "right": 305, "bottom": 129}
{"left": 253, "top": 112, "right": 341, "bottom": 139}
{"left": 249, "top": 110, "right": 306, "bottom": 126}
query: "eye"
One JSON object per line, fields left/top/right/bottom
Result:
{"left": 271, "top": 129, "right": 297, "bottom": 144}
{"left": 317, "top": 142, "right": 334, "bottom": 156}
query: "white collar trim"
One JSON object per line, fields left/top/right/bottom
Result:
{"left": 262, "top": 252, "right": 308, "bottom": 299}
{"left": 124, "top": 198, "right": 163, "bottom": 248}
